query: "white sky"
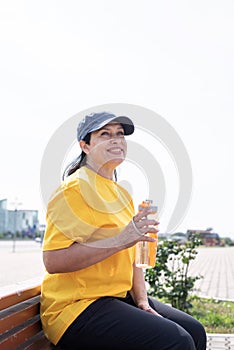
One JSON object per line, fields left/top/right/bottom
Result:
{"left": 0, "top": 0, "right": 233, "bottom": 238}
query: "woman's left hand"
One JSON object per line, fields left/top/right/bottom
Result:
{"left": 138, "top": 302, "right": 162, "bottom": 317}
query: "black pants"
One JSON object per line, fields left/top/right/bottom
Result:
{"left": 57, "top": 294, "right": 206, "bottom": 350}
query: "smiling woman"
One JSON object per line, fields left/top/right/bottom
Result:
{"left": 62, "top": 112, "right": 134, "bottom": 180}
{"left": 80, "top": 123, "right": 127, "bottom": 179}
{"left": 40, "top": 111, "right": 206, "bottom": 350}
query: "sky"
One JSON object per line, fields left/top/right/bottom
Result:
{"left": 0, "top": 0, "right": 234, "bottom": 238}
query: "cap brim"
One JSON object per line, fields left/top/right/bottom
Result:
{"left": 89, "top": 116, "right": 134, "bottom": 136}
{"left": 112, "top": 116, "right": 135, "bottom": 135}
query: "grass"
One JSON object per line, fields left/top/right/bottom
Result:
{"left": 188, "top": 296, "right": 234, "bottom": 334}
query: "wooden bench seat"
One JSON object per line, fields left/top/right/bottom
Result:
{"left": 0, "top": 285, "right": 53, "bottom": 350}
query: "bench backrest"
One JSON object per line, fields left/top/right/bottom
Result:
{"left": 0, "top": 285, "right": 52, "bottom": 350}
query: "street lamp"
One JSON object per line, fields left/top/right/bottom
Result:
{"left": 11, "top": 198, "right": 22, "bottom": 253}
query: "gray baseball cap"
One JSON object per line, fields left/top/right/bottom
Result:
{"left": 77, "top": 111, "right": 135, "bottom": 141}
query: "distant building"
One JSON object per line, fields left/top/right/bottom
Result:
{"left": 7, "top": 210, "right": 39, "bottom": 237}
{"left": 0, "top": 199, "right": 8, "bottom": 233}
{"left": 187, "top": 229, "right": 220, "bottom": 246}
{"left": 0, "top": 199, "right": 39, "bottom": 237}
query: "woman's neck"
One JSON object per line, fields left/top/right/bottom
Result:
{"left": 85, "top": 162, "right": 114, "bottom": 180}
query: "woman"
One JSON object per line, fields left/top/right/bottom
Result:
{"left": 40, "top": 111, "right": 206, "bottom": 349}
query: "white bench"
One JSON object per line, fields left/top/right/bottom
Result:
{"left": 207, "top": 333, "right": 234, "bottom": 350}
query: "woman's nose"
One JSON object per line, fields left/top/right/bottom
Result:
{"left": 110, "top": 136, "right": 122, "bottom": 143}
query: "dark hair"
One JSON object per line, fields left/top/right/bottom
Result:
{"left": 62, "top": 133, "right": 91, "bottom": 180}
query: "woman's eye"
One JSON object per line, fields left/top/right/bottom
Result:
{"left": 100, "top": 131, "right": 110, "bottom": 137}
{"left": 117, "top": 131, "right": 124, "bottom": 137}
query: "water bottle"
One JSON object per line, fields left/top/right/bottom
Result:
{"left": 135, "top": 200, "right": 158, "bottom": 268}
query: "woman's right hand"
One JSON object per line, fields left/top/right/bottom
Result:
{"left": 118, "top": 208, "right": 159, "bottom": 249}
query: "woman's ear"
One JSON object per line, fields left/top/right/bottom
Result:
{"left": 79, "top": 140, "right": 90, "bottom": 154}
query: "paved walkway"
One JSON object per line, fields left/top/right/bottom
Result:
{"left": 189, "top": 246, "right": 234, "bottom": 300}
{"left": 0, "top": 241, "right": 234, "bottom": 301}
{"left": 0, "top": 240, "right": 44, "bottom": 294}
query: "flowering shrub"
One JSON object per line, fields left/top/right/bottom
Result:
{"left": 145, "top": 233, "right": 202, "bottom": 311}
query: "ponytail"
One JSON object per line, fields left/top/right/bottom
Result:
{"left": 62, "top": 133, "right": 91, "bottom": 180}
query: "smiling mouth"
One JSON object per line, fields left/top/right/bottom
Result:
{"left": 107, "top": 148, "right": 123, "bottom": 154}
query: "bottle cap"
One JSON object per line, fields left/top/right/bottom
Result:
{"left": 138, "top": 200, "right": 158, "bottom": 212}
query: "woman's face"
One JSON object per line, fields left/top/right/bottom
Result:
{"left": 81, "top": 122, "right": 127, "bottom": 172}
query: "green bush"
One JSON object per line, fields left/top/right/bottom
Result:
{"left": 145, "top": 233, "right": 202, "bottom": 311}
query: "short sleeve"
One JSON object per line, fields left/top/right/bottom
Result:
{"left": 43, "top": 183, "right": 96, "bottom": 251}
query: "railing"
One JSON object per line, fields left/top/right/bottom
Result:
{"left": 207, "top": 334, "right": 234, "bottom": 350}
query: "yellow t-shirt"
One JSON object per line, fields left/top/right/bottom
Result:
{"left": 40, "top": 167, "right": 135, "bottom": 345}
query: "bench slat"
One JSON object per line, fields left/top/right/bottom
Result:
{"left": 16, "top": 331, "right": 53, "bottom": 350}
{"left": 0, "top": 296, "right": 40, "bottom": 334}
{"left": 0, "top": 286, "right": 41, "bottom": 311}
{"left": 0, "top": 316, "right": 42, "bottom": 350}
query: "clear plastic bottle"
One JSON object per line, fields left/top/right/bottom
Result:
{"left": 135, "top": 200, "right": 158, "bottom": 268}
